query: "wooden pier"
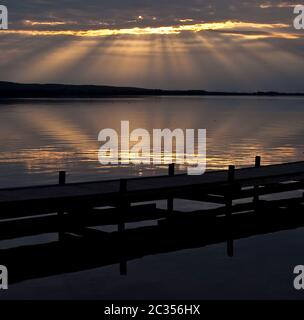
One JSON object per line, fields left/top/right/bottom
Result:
{"left": 0, "top": 157, "right": 303, "bottom": 231}
{"left": 0, "top": 157, "right": 303, "bottom": 282}
{"left": 0, "top": 157, "right": 304, "bottom": 215}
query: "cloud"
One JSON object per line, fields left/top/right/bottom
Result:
{"left": 0, "top": 0, "right": 300, "bottom": 29}
{"left": 259, "top": 2, "right": 299, "bottom": 9}
{"left": 0, "top": 0, "right": 303, "bottom": 91}
{"left": 23, "top": 20, "right": 77, "bottom": 26}
{"left": 0, "top": 20, "right": 292, "bottom": 38}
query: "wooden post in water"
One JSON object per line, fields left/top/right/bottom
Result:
{"left": 225, "top": 165, "right": 235, "bottom": 255}
{"left": 118, "top": 179, "right": 127, "bottom": 232}
{"left": 228, "top": 165, "right": 235, "bottom": 183}
{"left": 255, "top": 156, "right": 261, "bottom": 168}
{"left": 59, "top": 171, "right": 66, "bottom": 185}
{"left": 254, "top": 156, "right": 261, "bottom": 207}
{"left": 225, "top": 165, "right": 235, "bottom": 217}
{"left": 119, "top": 178, "right": 128, "bottom": 275}
{"left": 168, "top": 164, "right": 175, "bottom": 212}
{"left": 168, "top": 163, "right": 175, "bottom": 177}
{"left": 58, "top": 171, "right": 66, "bottom": 241}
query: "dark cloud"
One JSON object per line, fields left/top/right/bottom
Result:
{"left": 1, "top": 0, "right": 299, "bottom": 28}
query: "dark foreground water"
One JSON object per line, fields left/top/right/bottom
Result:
{"left": 0, "top": 96, "right": 304, "bottom": 299}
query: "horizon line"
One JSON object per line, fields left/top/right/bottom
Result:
{"left": 0, "top": 80, "right": 304, "bottom": 96}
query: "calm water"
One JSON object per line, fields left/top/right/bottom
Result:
{"left": 0, "top": 96, "right": 303, "bottom": 187}
{"left": 0, "top": 96, "right": 304, "bottom": 299}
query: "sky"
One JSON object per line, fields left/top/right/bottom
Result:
{"left": 0, "top": 0, "right": 303, "bottom": 91}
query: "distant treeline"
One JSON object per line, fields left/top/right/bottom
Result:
{"left": 0, "top": 81, "right": 303, "bottom": 98}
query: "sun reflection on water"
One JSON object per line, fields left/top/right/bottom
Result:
{"left": 0, "top": 97, "right": 303, "bottom": 187}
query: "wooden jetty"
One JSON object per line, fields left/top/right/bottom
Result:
{"left": 0, "top": 157, "right": 303, "bottom": 235}
{"left": 0, "top": 156, "right": 303, "bottom": 282}
{"left": 0, "top": 158, "right": 304, "bottom": 209}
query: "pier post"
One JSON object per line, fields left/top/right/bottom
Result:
{"left": 255, "top": 156, "right": 261, "bottom": 168}
{"left": 118, "top": 179, "right": 128, "bottom": 232}
{"left": 168, "top": 164, "right": 175, "bottom": 212}
{"left": 168, "top": 163, "right": 175, "bottom": 177}
{"left": 225, "top": 165, "right": 235, "bottom": 217}
{"left": 58, "top": 171, "right": 66, "bottom": 241}
{"left": 59, "top": 171, "right": 66, "bottom": 185}
{"left": 225, "top": 165, "right": 235, "bottom": 256}
{"left": 228, "top": 165, "right": 235, "bottom": 183}
{"left": 225, "top": 165, "right": 235, "bottom": 257}
{"left": 118, "top": 179, "right": 128, "bottom": 275}
{"left": 254, "top": 156, "right": 261, "bottom": 208}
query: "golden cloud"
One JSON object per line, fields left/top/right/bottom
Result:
{"left": 2, "top": 20, "right": 291, "bottom": 38}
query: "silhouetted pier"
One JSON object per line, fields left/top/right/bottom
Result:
{"left": 0, "top": 157, "right": 303, "bottom": 281}
{"left": 0, "top": 158, "right": 303, "bottom": 205}
{"left": 0, "top": 157, "right": 303, "bottom": 229}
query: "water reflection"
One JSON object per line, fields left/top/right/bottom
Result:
{"left": 1, "top": 201, "right": 304, "bottom": 300}
{"left": 0, "top": 97, "right": 304, "bottom": 300}
{"left": 0, "top": 96, "right": 303, "bottom": 187}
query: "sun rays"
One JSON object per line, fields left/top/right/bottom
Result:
{"left": 0, "top": 16, "right": 303, "bottom": 91}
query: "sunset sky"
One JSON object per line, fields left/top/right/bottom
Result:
{"left": 0, "top": 0, "right": 303, "bottom": 91}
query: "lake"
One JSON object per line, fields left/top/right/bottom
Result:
{"left": 0, "top": 96, "right": 304, "bottom": 299}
